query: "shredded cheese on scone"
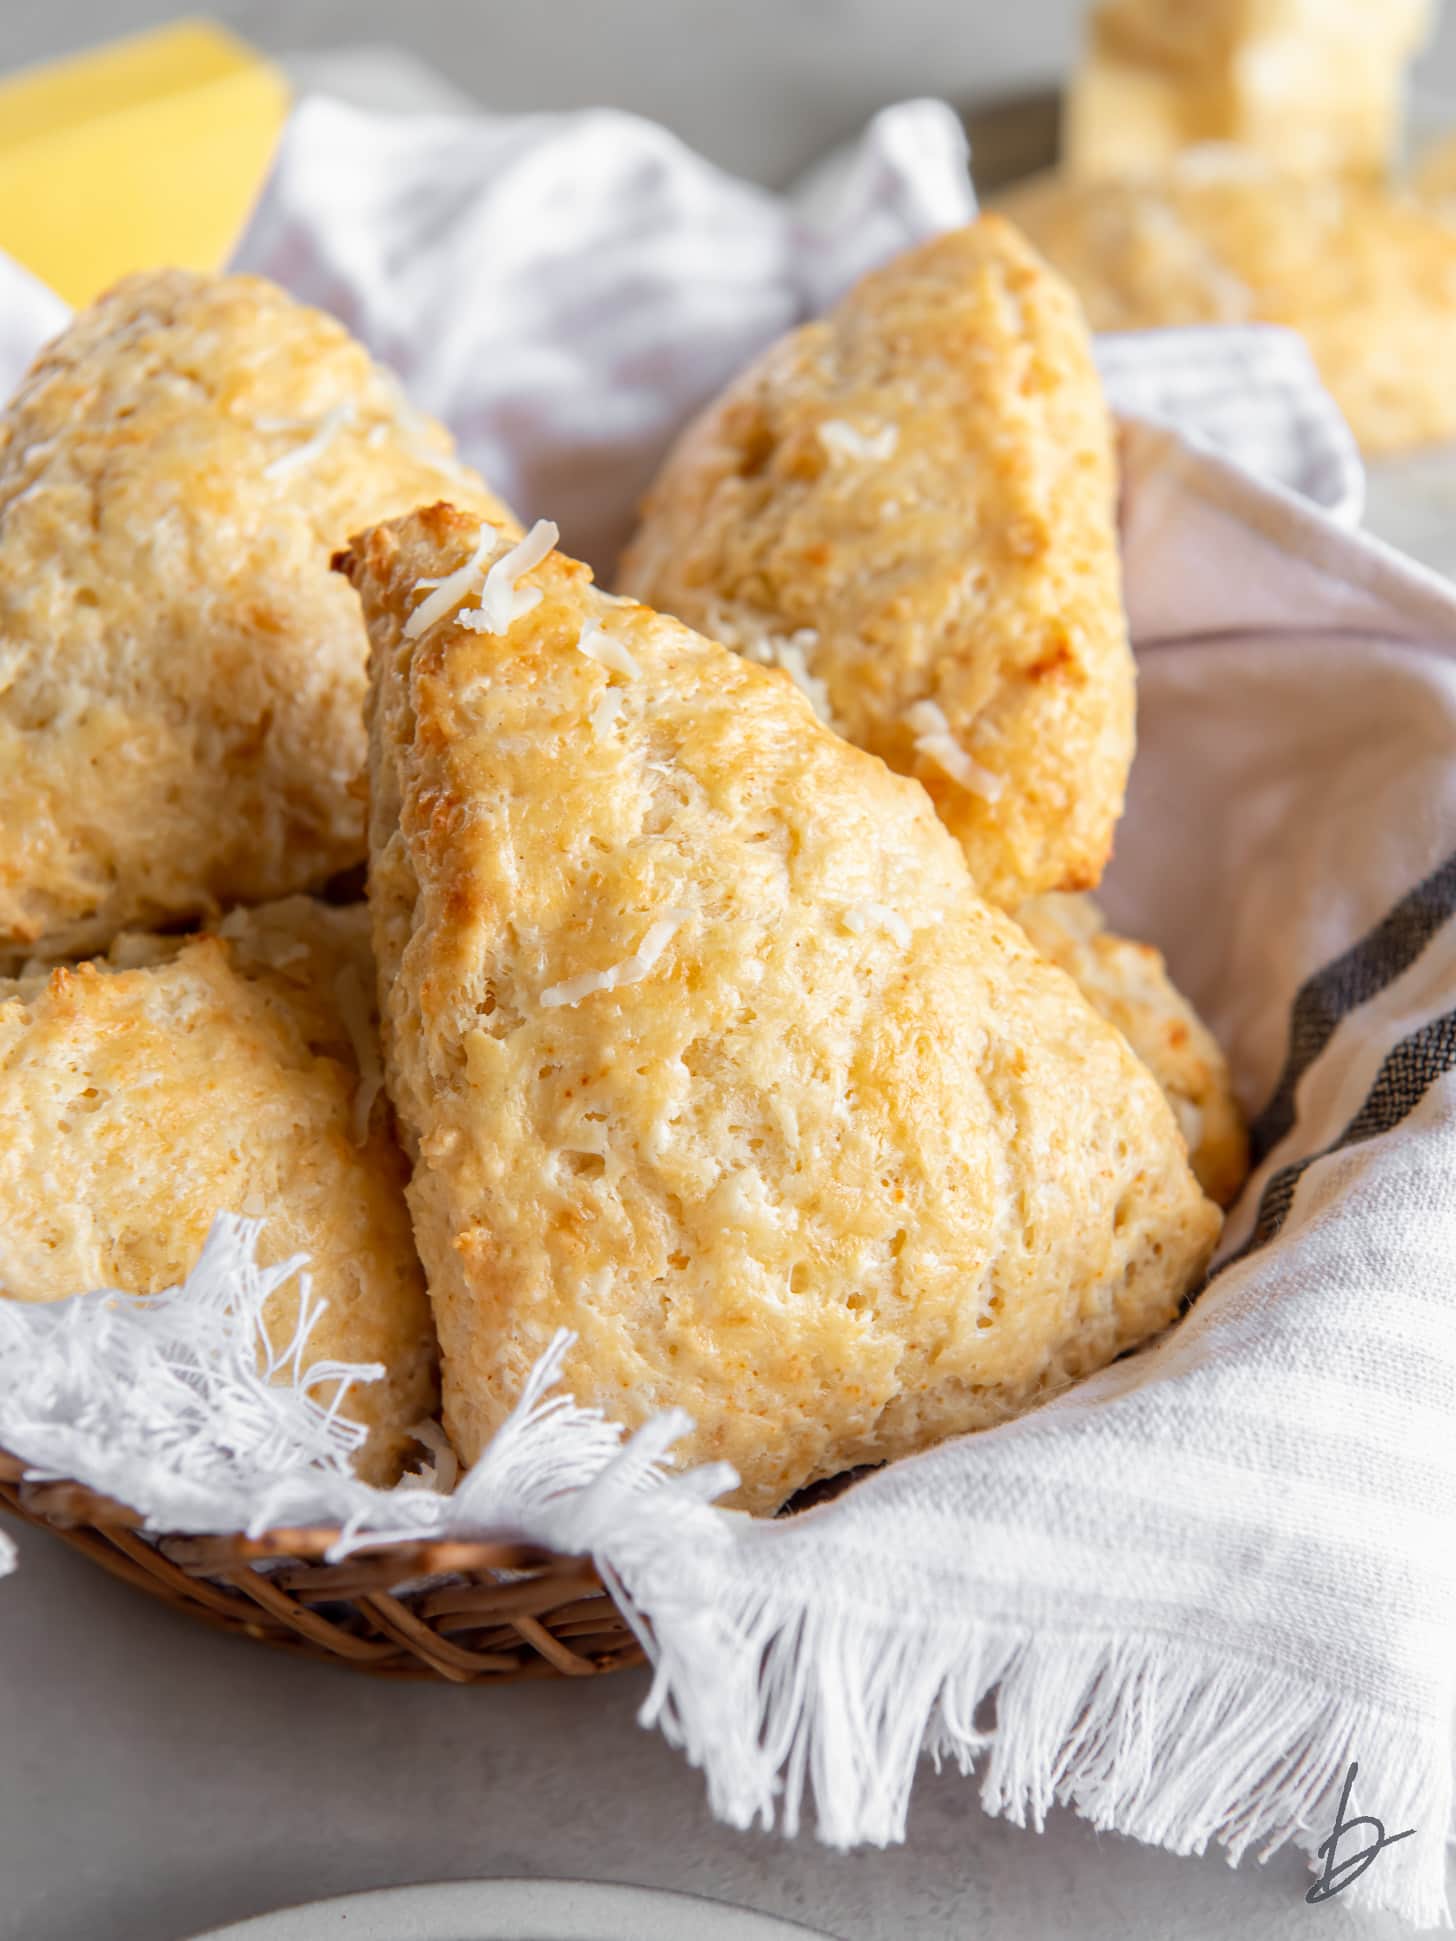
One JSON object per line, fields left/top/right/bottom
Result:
{"left": 589, "top": 689, "right": 626, "bottom": 741}
{"left": 405, "top": 523, "right": 501, "bottom": 638}
{"left": 906, "top": 700, "right": 1005, "bottom": 802}
{"left": 461, "top": 519, "right": 560, "bottom": 636}
{"left": 818, "top": 418, "right": 898, "bottom": 461}
{"left": 1174, "top": 1097, "right": 1205, "bottom": 1155}
{"left": 705, "top": 604, "right": 833, "bottom": 722}
{"left": 261, "top": 401, "right": 358, "bottom": 480}
{"left": 217, "top": 905, "right": 308, "bottom": 969}
{"left": 333, "top": 963, "right": 385, "bottom": 1146}
{"left": 406, "top": 519, "right": 562, "bottom": 641}
{"left": 758, "top": 634, "right": 832, "bottom": 722}
{"left": 541, "top": 908, "right": 691, "bottom": 1009}
{"left": 576, "top": 616, "right": 641, "bottom": 680}
{"left": 841, "top": 901, "right": 912, "bottom": 948}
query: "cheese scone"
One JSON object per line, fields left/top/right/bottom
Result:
{"left": 1000, "top": 157, "right": 1456, "bottom": 455}
{"left": 343, "top": 504, "right": 1219, "bottom": 1515}
{"left": 1412, "top": 130, "right": 1456, "bottom": 216}
{"left": 1015, "top": 894, "right": 1248, "bottom": 1209}
{"left": 0, "top": 897, "right": 437, "bottom": 1484}
{"left": 1066, "top": 0, "right": 1432, "bottom": 184}
{"left": 0, "top": 269, "right": 513, "bottom": 968}
{"left": 618, "top": 220, "right": 1134, "bottom": 911}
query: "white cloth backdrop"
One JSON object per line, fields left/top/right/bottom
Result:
{"left": 0, "top": 96, "right": 1453, "bottom": 1928}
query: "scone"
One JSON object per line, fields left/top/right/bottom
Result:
{"left": 1066, "top": 0, "right": 1432, "bottom": 184}
{"left": 342, "top": 503, "right": 1220, "bottom": 1515}
{"left": 617, "top": 219, "right": 1134, "bottom": 911}
{"left": 1000, "top": 157, "right": 1456, "bottom": 455}
{"left": 1412, "top": 131, "right": 1456, "bottom": 216}
{"left": 1015, "top": 893, "right": 1248, "bottom": 1208}
{"left": 0, "top": 897, "right": 437, "bottom": 1484}
{"left": 0, "top": 269, "right": 514, "bottom": 967}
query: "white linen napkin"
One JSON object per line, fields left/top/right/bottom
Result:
{"left": 1, "top": 95, "right": 1453, "bottom": 1930}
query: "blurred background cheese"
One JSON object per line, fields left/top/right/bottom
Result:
{"left": 1066, "top": 0, "right": 1435, "bottom": 181}
{"left": 0, "top": 18, "right": 287, "bottom": 307}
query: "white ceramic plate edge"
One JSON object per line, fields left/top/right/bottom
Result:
{"left": 189, "top": 1877, "right": 836, "bottom": 1941}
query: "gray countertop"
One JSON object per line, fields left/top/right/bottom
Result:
{"left": 1, "top": 7, "right": 1454, "bottom": 1938}
{"left": 3, "top": 1516, "right": 1444, "bottom": 1941}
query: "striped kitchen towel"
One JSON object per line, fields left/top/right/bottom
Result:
{"left": 0, "top": 94, "right": 1453, "bottom": 1929}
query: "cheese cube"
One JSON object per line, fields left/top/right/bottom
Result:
{"left": 0, "top": 19, "right": 289, "bottom": 307}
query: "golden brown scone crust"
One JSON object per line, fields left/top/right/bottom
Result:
{"left": 1015, "top": 893, "right": 1248, "bottom": 1208}
{"left": 345, "top": 503, "right": 1219, "bottom": 1515}
{"left": 617, "top": 219, "right": 1135, "bottom": 911}
{"left": 0, "top": 268, "right": 513, "bottom": 966}
{"left": 999, "top": 157, "right": 1456, "bottom": 455}
{"left": 0, "top": 897, "right": 438, "bottom": 1484}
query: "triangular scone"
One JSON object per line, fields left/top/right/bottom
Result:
{"left": 1016, "top": 894, "right": 1248, "bottom": 1208}
{"left": 344, "top": 505, "right": 1218, "bottom": 1515}
{"left": 618, "top": 218, "right": 1134, "bottom": 910}
{"left": 0, "top": 269, "right": 515, "bottom": 967}
{"left": 998, "top": 159, "right": 1456, "bottom": 456}
{"left": 0, "top": 897, "right": 437, "bottom": 1484}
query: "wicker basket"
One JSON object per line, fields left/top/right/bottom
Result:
{"left": 0, "top": 1450, "right": 642, "bottom": 1682}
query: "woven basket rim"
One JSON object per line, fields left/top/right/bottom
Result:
{"left": 0, "top": 1445, "right": 569, "bottom": 1570}
{"left": 0, "top": 1444, "right": 644, "bottom": 1682}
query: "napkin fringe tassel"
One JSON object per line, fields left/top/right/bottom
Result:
{"left": 2, "top": 1222, "right": 1449, "bottom": 1928}
{"left": 610, "top": 1548, "right": 1453, "bottom": 1928}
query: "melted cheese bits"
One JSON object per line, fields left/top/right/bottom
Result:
{"left": 540, "top": 908, "right": 691, "bottom": 1010}
{"left": 818, "top": 418, "right": 898, "bottom": 461}
{"left": 703, "top": 603, "right": 832, "bottom": 723}
{"left": 261, "top": 400, "right": 358, "bottom": 480}
{"left": 906, "top": 700, "right": 1005, "bottom": 803}
{"left": 589, "top": 688, "right": 626, "bottom": 741}
{"left": 841, "top": 901, "right": 912, "bottom": 948}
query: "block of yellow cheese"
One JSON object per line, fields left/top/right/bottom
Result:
{"left": 0, "top": 19, "right": 288, "bottom": 307}
{"left": 1065, "top": 0, "right": 1433, "bottom": 183}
